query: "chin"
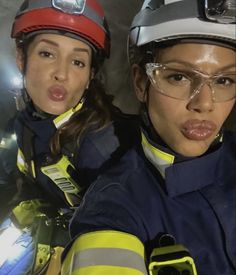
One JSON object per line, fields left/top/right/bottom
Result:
{"left": 174, "top": 142, "right": 211, "bottom": 158}
{"left": 43, "top": 105, "right": 68, "bottom": 116}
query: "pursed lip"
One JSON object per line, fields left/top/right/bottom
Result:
{"left": 181, "top": 119, "right": 217, "bottom": 141}
{"left": 48, "top": 85, "right": 68, "bottom": 102}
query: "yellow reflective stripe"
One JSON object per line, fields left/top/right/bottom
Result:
{"left": 68, "top": 248, "right": 147, "bottom": 273}
{"left": 62, "top": 231, "right": 147, "bottom": 275}
{"left": 141, "top": 132, "right": 174, "bottom": 177}
{"left": 31, "top": 160, "right": 36, "bottom": 178}
{"left": 53, "top": 103, "right": 83, "bottom": 129}
{"left": 74, "top": 231, "right": 144, "bottom": 254}
{"left": 68, "top": 266, "right": 145, "bottom": 275}
{"left": 141, "top": 132, "right": 174, "bottom": 164}
{"left": 17, "top": 149, "right": 27, "bottom": 174}
{"left": 17, "top": 149, "right": 36, "bottom": 177}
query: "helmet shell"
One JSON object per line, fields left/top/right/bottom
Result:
{"left": 11, "top": 0, "right": 110, "bottom": 59}
{"left": 130, "top": 0, "right": 236, "bottom": 48}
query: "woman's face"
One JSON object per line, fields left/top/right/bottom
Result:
{"left": 134, "top": 43, "right": 236, "bottom": 157}
{"left": 17, "top": 33, "right": 93, "bottom": 115}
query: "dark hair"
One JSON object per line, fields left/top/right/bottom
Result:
{"left": 50, "top": 77, "right": 117, "bottom": 155}
{"left": 16, "top": 36, "right": 119, "bottom": 156}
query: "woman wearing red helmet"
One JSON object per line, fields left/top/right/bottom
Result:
{"left": 0, "top": 0, "right": 139, "bottom": 274}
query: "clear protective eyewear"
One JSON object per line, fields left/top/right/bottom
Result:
{"left": 52, "top": 0, "right": 86, "bottom": 14}
{"left": 145, "top": 62, "right": 236, "bottom": 102}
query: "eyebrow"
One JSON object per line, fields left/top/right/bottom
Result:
{"left": 39, "top": 39, "right": 90, "bottom": 54}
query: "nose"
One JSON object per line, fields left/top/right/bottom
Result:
{"left": 52, "top": 59, "right": 68, "bottom": 82}
{"left": 187, "top": 83, "right": 214, "bottom": 113}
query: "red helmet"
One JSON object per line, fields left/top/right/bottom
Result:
{"left": 11, "top": 0, "right": 110, "bottom": 59}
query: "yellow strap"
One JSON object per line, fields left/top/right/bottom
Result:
{"left": 45, "top": 246, "right": 64, "bottom": 275}
{"left": 17, "top": 148, "right": 27, "bottom": 174}
{"left": 17, "top": 148, "right": 36, "bottom": 178}
{"left": 34, "top": 243, "right": 51, "bottom": 273}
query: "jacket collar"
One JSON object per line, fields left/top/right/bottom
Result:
{"left": 165, "top": 146, "right": 222, "bottom": 197}
{"left": 141, "top": 128, "right": 224, "bottom": 197}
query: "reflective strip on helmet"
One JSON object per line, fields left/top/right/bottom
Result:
{"left": 62, "top": 230, "right": 148, "bottom": 275}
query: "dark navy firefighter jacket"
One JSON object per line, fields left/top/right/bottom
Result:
{"left": 14, "top": 103, "right": 139, "bottom": 208}
{"left": 68, "top": 130, "right": 236, "bottom": 274}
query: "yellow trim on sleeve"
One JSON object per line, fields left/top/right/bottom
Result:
{"left": 62, "top": 230, "right": 146, "bottom": 275}
{"left": 71, "top": 265, "right": 145, "bottom": 275}
{"left": 73, "top": 230, "right": 144, "bottom": 256}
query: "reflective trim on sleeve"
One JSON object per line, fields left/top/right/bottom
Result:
{"left": 62, "top": 230, "right": 148, "bottom": 275}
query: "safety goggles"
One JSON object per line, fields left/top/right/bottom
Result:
{"left": 145, "top": 62, "right": 236, "bottom": 102}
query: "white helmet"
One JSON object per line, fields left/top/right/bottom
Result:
{"left": 130, "top": 0, "right": 236, "bottom": 48}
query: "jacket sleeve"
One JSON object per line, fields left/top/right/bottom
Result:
{"left": 61, "top": 230, "right": 148, "bottom": 275}
{"left": 61, "top": 172, "right": 148, "bottom": 275}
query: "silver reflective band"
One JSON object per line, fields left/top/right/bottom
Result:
{"left": 64, "top": 247, "right": 148, "bottom": 275}
{"left": 52, "top": 0, "right": 86, "bottom": 14}
{"left": 205, "top": 0, "right": 236, "bottom": 23}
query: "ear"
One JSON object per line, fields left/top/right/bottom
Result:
{"left": 16, "top": 48, "right": 24, "bottom": 73}
{"left": 131, "top": 64, "right": 147, "bottom": 103}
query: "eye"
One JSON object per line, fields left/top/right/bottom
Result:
{"left": 169, "top": 73, "right": 186, "bottom": 81}
{"left": 161, "top": 69, "right": 191, "bottom": 86}
{"left": 39, "top": 51, "right": 54, "bottom": 58}
{"left": 215, "top": 75, "right": 236, "bottom": 86}
{"left": 72, "top": 59, "right": 86, "bottom": 68}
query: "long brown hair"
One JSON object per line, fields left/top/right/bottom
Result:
{"left": 50, "top": 77, "right": 118, "bottom": 155}
{"left": 16, "top": 36, "right": 120, "bottom": 156}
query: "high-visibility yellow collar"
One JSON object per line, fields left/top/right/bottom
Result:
{"left": 141, "top": 131, "right": 175, "bottom": 178}
{"left": 53, "top": 102, "right": 83, "bottom": 129}
{"left": 141, "top": 128, "right": 224, "bottom": 179}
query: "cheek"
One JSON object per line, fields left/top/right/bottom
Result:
{"left": 148, "top": 91, "right": 182, "bottom": 125}
{"left": 216, "top": 101, "right": 235, "bottom": 127}
{"left": 25, "top": 60, "right": 44, "bottom": 84}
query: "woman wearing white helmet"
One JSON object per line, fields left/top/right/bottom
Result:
{"left": 62, "top": 0, "right": 236, "bottom": 274}
{"left": 0, "top": 0, "right": 139, "bottom": 274}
